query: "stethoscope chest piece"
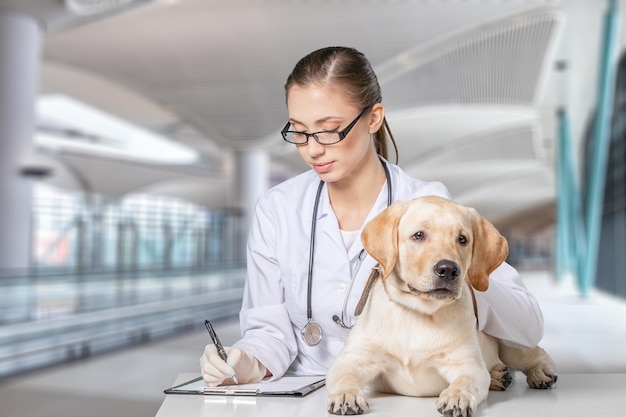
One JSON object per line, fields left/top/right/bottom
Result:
{"left": 302, "top": 320, "right": 323, "bottom": 346}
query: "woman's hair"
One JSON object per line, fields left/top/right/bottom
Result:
{"left": 284, "top": 46, "right": 398, "bottom": 163}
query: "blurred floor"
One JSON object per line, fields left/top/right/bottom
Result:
{"left": 1, "top": 270, "right": 625, "bottom": 417}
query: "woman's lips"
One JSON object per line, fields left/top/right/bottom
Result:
{"left": 313, "top": 162, "right": 333, "bottom": 173}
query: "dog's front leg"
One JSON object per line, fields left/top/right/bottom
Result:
{"left": 326, "top": 345, "right": 384, "bottom": 415}
{"left": 435, "top": 360, "right": 490, "bottom": 417}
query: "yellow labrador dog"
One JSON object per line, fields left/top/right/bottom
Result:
{"left": 326, "top": 196, "right": 557, "bottom": 417}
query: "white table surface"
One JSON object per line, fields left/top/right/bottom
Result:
{"left": 156, "top": 372, "right": 626, "bottom": 417}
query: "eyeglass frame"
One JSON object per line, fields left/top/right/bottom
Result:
{"left": 281, "top": 107, "right": 370, "bottom": 145}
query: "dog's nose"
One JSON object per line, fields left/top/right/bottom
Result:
{"left": 433, "top": 260, "right": 460, "bottom": 281}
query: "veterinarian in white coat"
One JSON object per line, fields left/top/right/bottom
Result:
{"left": 200, "top": 46, "right": 544, "bottom": 385}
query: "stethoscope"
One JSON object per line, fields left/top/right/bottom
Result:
{"left": 301, "top": 158, "right": 392, "bottom": 347}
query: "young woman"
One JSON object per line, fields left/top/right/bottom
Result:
{"left": 200, "top": 46, "right": 544, "bottom": 385}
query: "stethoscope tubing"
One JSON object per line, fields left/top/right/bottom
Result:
{"left": 306, "top": 181, "right": 325, "bottom": 323}
{"left": 303, "top": 157, "right": 392, "bottom": 345}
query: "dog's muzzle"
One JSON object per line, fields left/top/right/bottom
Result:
{"left": 406, "top": 260, "right": 461, "bottom": 300}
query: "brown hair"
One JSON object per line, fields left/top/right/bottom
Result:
{"left": 284, "top": 46, "right": 398, "bottom": 163}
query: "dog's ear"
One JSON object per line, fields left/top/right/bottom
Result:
{"left": 466, "top": 208, "right": 508, "bottom": 292}
{"left": 362, "top": 200, "right": 408, "bottom": 280}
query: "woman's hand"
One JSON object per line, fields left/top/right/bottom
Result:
{"left": 200, "top": 345, "right": 268, "bottom": 386}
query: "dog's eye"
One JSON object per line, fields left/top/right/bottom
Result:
{"left": 411, "top": 231, "right": 425, "bottom": 241}
{"left": 459, "top": 235, "right": 468, "bottom": 245}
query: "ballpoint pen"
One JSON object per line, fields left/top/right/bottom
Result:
{"left": 205, "top": 320, "right": 239, "bottom": 384}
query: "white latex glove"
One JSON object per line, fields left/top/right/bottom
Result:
{"left": 200, "top": 345, "right": 268, "bottom": 386}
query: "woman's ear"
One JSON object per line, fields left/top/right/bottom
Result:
{"left": 368, "top": 103, "right": 385, "bottom": 134}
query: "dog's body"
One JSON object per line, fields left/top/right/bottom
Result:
{"left": 326, "top": 196, "right": 557, "bottom": 417}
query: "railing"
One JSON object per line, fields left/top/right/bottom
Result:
{"left": 32, "top": 186, "right": 247, "bottom": 273}
{"left": 0, "top": 266, "right": 246, "bottom": 378}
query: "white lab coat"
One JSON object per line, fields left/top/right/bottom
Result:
{"left": 233, "top": 162, "right": 544, "bottom": 378}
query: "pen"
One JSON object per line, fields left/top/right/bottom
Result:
{"left": 205, "top": 320, "right": 239, "bottom": 384}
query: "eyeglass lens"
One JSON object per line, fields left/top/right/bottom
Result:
{"left": 283, "top": 131, "right": 340, "bottom": 145}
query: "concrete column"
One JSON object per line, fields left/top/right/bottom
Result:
{"left": 234, "top": 150, "right": 269, "bottom": 262}
{"left": 0, "top": 11, "right": 41, "bottom": 272}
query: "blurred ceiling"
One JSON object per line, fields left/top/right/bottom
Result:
{"left": 1, "top": 0, "right": 619, "bottom": 234}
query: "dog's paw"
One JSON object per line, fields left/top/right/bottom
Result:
{"left": 436, "top": 387, "right": 477, "bottom": 417}
{"left": 526, "top": 363, "right": 558, "bottom": 389}
{"left": 327, "top": 390, "right": 369, "bottom": 415}
{"left": 489, "top": 363, "right": 512, "bottom": 391}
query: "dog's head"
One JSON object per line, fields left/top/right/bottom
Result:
{"left": 361, "top": 195, "right": 508, "bottom": 313}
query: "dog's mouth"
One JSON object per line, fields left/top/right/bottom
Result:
{"left": 407, "top": 284, "right": 455, "bottom": 300}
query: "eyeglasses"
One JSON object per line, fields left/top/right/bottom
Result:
{"left": 281, "top": 107, "right": 369, "bottom": 145}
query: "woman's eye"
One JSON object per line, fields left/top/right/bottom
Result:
{"left": 459, "top": 235, "right": 468, "bottom": 245}
{"left": 412, "top": 231, "right": 425, "bottom": 240}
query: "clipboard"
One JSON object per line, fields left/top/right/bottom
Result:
{"left": 164, "top": 375, "right": 325, "bottom": 397}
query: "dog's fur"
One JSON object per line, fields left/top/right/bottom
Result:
{"left": 326, "top": 196, "right": 557, "bottom": 417}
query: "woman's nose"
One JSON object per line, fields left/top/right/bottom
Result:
{"left": 306, "top": 138, "right": 326, "bottom": 157}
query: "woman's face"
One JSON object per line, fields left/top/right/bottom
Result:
{"left": 286, "top": 84, "right": 379, "bottom": 184}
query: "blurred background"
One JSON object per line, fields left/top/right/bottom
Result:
{"left": 0, "top": 0, "right": 625, "bottom": 416}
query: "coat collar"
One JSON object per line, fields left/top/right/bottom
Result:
{"left": 313, "top": 172, "right": 393, "bottom": 262}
